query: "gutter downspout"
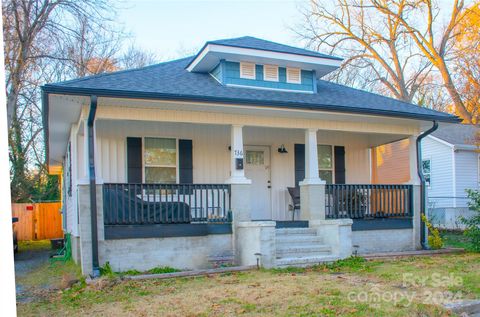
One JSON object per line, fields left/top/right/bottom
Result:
{"left": 87, "top": 95, "right": 100, "bottom": 277}
{"left": 416, "top": 121, "right": 438, "bottom": 249}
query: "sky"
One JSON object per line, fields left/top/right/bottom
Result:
{"left": 117, "top": 0, "right": 307, "bottom": 60}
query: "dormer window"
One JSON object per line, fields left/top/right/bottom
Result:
{"left": 287, "top": 67, "right": 301, "bottom": 84}
{"left": 240, "top": 62, "right": 255, "bottom": 79}
{"left": 263, "top": 65, "right": 279, "bottom": 82}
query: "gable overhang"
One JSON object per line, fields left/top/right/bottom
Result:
{"left": 43, "top": 91, "right": 87, "bottom": 170}
{"left": 186, "top": 43, "right": 343, "bottom": 78}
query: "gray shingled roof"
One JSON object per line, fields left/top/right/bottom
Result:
{"left": 206, "top": 36, "right": 343, "bottom": 60}
{"left": 432, "top": 124, "right": 479, "bottom": 145}
{"left": 43, "top": 55, "right": 459, "bottom": 123}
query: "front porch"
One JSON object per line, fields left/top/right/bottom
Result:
{"left": 62, "top": 97, "right": 422, "bottom": 274}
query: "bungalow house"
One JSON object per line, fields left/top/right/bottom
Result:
{"left": 371, "top": 124, "right": 479, "bottom": 229}
{"left": 42, "top": 36, "right": 460, "bottom": 276}
{"left": 423, "top": 124, "right": 479, "bottom": 229}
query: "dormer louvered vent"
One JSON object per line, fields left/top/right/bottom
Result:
{"left": 264, "top": 65, "right": 279, "bottom": 82}
{"left": 286, "top": 67, "right": 301, "bottom": 84}
{"left": 240, "top": 62, "right": 255, "bottom": 79}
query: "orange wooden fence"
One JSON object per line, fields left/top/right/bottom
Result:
{"left": 12, "top": 202, "right": 63, "bottom": 240}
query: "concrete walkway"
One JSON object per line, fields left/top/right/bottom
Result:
{"left": 14, "top": 243, "right": 52, "bottom": 303}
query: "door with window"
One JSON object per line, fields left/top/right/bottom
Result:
{"left": 244, "top": 146, "right": 271, "bottom": 220}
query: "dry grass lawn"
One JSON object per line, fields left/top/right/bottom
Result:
{"left": 16, "top": 253, "right": 480, "bottom": 317}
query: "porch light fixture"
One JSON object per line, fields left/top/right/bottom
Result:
{"left": 277, "top": 144, "right": 288, "bottom": 154}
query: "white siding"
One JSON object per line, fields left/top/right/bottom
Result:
{"left": 454, "top": 150, "right": 479, "bottom": 207}
{"left": 422, "top": 137, "right": 454, "bottom": 208}
{"left": 94, "top": 120, "right": 371, "bottom": 220}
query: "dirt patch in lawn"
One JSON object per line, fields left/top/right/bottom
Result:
{"left": 15, "top": 240, "right": 81, "bottom": 304}
{"left": 17, "top": 254, "right": 480, "bottom": 317}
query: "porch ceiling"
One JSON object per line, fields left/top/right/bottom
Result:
{"left": 95, "top": 97, "right": 425, "bottom": 135}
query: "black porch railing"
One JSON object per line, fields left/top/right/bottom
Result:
{"left": 103, "top": 183, "right": 231, "bottom": 225}
{"left": 325, "top": 184, "right": 413, "bottom": 219}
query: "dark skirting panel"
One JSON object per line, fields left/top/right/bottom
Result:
{"left": 352, "top": 218, "right": 413, "bottom": 231}
{"left": 104, "top": 223, "right": 232, "bottom": 240}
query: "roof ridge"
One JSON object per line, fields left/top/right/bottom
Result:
{"left": 240, "top": 36, "right": 335, "bottom": 58}
{"left": 44, "top": 56, "right": 194, "bottom": 87}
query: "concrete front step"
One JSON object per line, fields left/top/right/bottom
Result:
{"left": 275, "top": 255, "right": 339, "bottom": 268}
{"left": 276, "top": 245, "right": 332, "bottom": 258}
{"left": 275, "top": 228, "right": 317, "bottom": 236}
{"left": 276, "top": 235, "right": 324, "bottom": 245}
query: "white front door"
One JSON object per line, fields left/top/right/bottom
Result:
{"left": 244, "top": 146, "right": 271, "bottom": 220}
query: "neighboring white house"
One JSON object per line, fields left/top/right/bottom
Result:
{"left": 422, "top": 124, "right": 479, "bottom": 229}
{"left": 42, "top": 36, "right": 460, "bottom": 276}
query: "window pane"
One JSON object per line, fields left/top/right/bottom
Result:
{"left": 245, "top": 150, "right": 264, "bottom": 165}
{"left": 318, "top": 145, "right": 332, "bottom": 169}
{"left": 425, "top": 173, "right": 431, "bottom": 185}
{"left": 145, "top": 167, "right": 176, "bottom": 183}
{"left": 422, "top": 160, "right": 431, "bottom": 174}
{"left": 319, "top": 170, "right": 333, "bottom": 184}
{"left": 145, "top": 138, "right": 176, "bottom": 166}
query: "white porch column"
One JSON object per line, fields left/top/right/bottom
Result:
{"left": 408, "top": 135, "right": 421, "bottom": 185}
{"left": 300, "top": 129, "right": 326, "bottom": 221}
{"left": 303, "top": 128, "right": 322, "bottom": 184}
{"left": 226, "top": 125, "right": 256, "bottom": 267}
{"left": 227, "top": 125, "right": 250, "bottom": 184}
{"left": 226, "top": 125, "right": 251, "bottom": 223}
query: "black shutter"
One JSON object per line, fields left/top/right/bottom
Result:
{"left": 127, "top": 137, "right": 142, "bottom": 183}
{"left": 334, "top": 146, "right": 346, "bottom": 184}
{"left": 294, "top": 144, "right": 305, "bottom": 187}
{"left": 179, "top": 139, "right": 193, "bottom": 184}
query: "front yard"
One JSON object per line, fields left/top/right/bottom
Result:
{"left": 16, "top": 251, "right": 480, "bottom": 317}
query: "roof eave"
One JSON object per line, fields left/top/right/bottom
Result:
{"left": 42, "top": 85, "right": 462, "bottom": 124}
{"left": 185, "top": 43, "right": 343, "bottom": 74}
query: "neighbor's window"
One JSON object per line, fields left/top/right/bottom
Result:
{"left": 144, "top": 137, "right": 177, "bottom": 183}
{"left": 422, "top": 159, "right": 431, "bottom": 186}
{"left": 318, "top": 145, "right": 333, "bottom": 184}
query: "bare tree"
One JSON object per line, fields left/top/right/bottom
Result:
{"left": 119, "top": 44, "right": 158, "bottom": 69}
{"left": 300, "top": 0, "right": 432, "bottom": 103}
{"left": 369, "top": 0, "right": 475, "bottom": 123}
{"left": 3, "top": 0, "right": 119, "bottom": 126}
{"left": 3, "top": 0, "right": 122, "bottom": 201}
{"left": 451, "top": 2, "right": 480, "bottom": 124}
{"left": 299, "top": 0, "right": 479, "bottom": 124}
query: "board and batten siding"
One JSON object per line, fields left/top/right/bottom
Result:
{"left": 454, "top": 150, "right": 479, "bottom": 207}
{"left": 422, "top": 137, "right": 454, "bottom": 208}
{"left": 222, "top": 61, "right": 315, "bottom": 92}
{"left": 92, "top": 120, "right": 371, "bottom": 220}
